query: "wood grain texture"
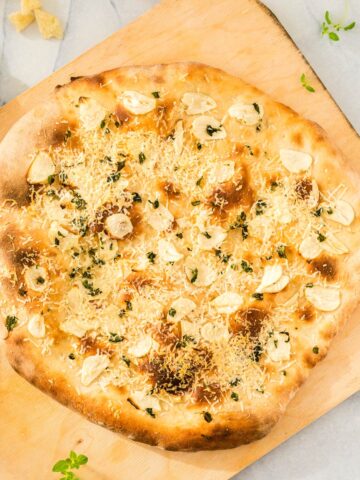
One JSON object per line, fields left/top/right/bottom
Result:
{"left": 0, "top": 0, "right": 359, "bottom": 478}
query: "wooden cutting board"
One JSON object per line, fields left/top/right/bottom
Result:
{"left": 1, "top": 1, "right": 359, "bottom": 479}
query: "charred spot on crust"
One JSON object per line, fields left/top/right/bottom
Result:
{"left": 298, "top": 305, "right": 316, "bottom": 323}
{"left": 70, "top": 75, "right": 84, "bottom": 82}
{"left": 291, "top": 131, "right": 304, "bottom": 148}
{"left": 115, "top": 104, "right": 131, "bottom": 123}
{"left": 79, "top": 334, "right": 113, "bottom": 357}
{"left": 152, "top": 321, "right": 180, "bottom": 347}
{"left": 309, "top": 255, "right": 337, "bottom": 280}
{"left": 128, "top": 203, "right": 143, "bottom": 236}
{"left": 159, "top": 181, "right": 181, "bottom": 198}
{"left": 295, "top": 178, "right": 313, "bottom": 201}
{"left": 208, "top": 170, "right": 253, "bottom": 216}
{"left": 230, "top": 308, "right": 268, "bottom": 338}
{"left": 13, "top": 248, "right": 39, "bottom": 268}
{"left": 125, "top": 272, "right": 153, "bottom": 291}
{"left": 89, "top": 203, "right": 120, "bottom": 233}
{"left": 193, "top": 383, "right": 222, "bottom": 404}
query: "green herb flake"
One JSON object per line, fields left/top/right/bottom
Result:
{"left": 147, "top": 251, "right": 156, "bottom": 264}
{"left": 231, "top": 392, "right": 239, "bottom": 402}
{"left": 132, "top": 192, "right": 142, "bottom": 203}
{"left": 277, "top": 244, "right": 287, "bottom": 258}
{"left": 312, "top": 346, "right": 319, "bottom": 354}
{"left": 196, "top": 176, "right": 203, "bottom": 187}
{"left": 125, "top": 300, "right": 133, "bottom": 311}
{"left": 119, "top": 309, "right": 126, "bottom": 318}
{"left": 300, "top": 73, "right": 316, "bottom": 93}
{"left": 18, "top": 288, "right": 27, "bottom": 297}
{"left": 122, "top": 355, "right": 131, "bottom": 367}
{"left": 206, "top": 125, "right": 221, "bottom": 136}
{"left": 313, "top": 207, "right": 323, "bottom": 217}
{"left": 52, "top": 450, "right": 88, "bottom": 478}
{"left": 317, "top": 232, "right": 326, "bottom": 242}
{"left": 139, "top": 152, "right": 146, "bottom": 164}
{"left": 241, "top": 260, "right": 253, "bottom": 273}
{"left": 47, "top": 174, "right": 55, "bottom": 185}
{"left": 255, "top": 199, "right": 267, "bottom": 215}
{"left": 252, "top": 292, "right": 264, "bottom": 301}
{"left": 168, "top": 308, "right": 177, "bottom": 317}
{"left": 5, "top": 315, "right": 18, "bottom": 332}
{"left": 321, "top": 10, "right": 356, "bottom": 41}
{"left": 151, "top": 91, "right": 160, "bottom": 98}
{"left": 176, "top": 232, "right": 183, "bottom": 239}
{"left": 191, "top": 200, "right": 201, "bottom": 206}
{"left": 109, "top": 332, "right": 124, "bottom": 343}
{"left": 202, "top": 231, "right": 211, "bottom": 239}
{"left": 229, "top": 377, "right": 241, "bottom": 387}
{"left": 68, "top": 353, "right": 75, "bottom": 360}
{"left": 197, "top": 143, "right": 203, "bottom": 150}
{"left": 146, "top": 407, "right": 156, "bottom": 417}
{"left": 190, "top": 268, "right": 198, "bottom": 283}
{"left": 107, "top": 172, "right": 121, "bottom": 183}
{"left": 203, "top": 411, "right": 212, "bottom": 423}
{"left": 305, "top": 283, "right": 314, "bottom": 288}
{"left": 253, "top": 102, "right": 260, "bottom": 114}
{"left": 100, "top": 119, "right": 106, "bottom": 129}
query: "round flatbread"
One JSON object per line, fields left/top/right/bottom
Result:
{"left": 1, "top": 63, "right": 360, "bottom": 451}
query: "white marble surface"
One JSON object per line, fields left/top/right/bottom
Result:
{"left": 0, "top": 1, "right": 359, "bottom": 479}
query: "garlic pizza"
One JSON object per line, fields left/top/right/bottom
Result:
{"left": 1, "top": 63, "right": 359, "bottom": 451}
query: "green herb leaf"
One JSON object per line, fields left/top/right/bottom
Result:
{"left": 191, "top": 200, "right": 201, "bottom": 206}
{"left": 203, "top": 412, "right": 212, "bottom": 423}
{"left": 52, "top": 459, "right": 70, "bottom": 473}
{"left": 109, "top": 332, "right": 124, "bottom": 343}
{"left": 138, "top": 152, "right": 146, "bottom": 164}
{"left": 344, "top": 21, "right": 356, "bottom": 31}
{"left": 317, "top": 232, "right": 326, "bottom": 242}
{"left": 329, "top": 31, "right": 340, "bottom": 41}
{"left": 253, "top": 102, "right": 260, "bottom": 114}
{"left": 255, "top": 199, "right": 267, "bottom": 216}
{"left": 168, "top": 308, "right": 176, "bottom": 317}
{"left": 206, "top": 125, "right": 221, "bottom": 136}
{"left": 5, "top": 315, "right": 18, "bottom": 332}
{"left": 122, "top": 355, "right": 131, "bottom": 367}
{"left": 148, "top": 199, "right": 159, "bottom": 209}
{"left": 313, "top": 346, "right": 319, "bottom": 354}
{"left": 276, "top": 244, "right": 287, "bottom": 258}
{"left": 196, "top": 176, "right": 203, "bottom": 187}
{"left": 240, "top": 260, "right": 253, "bottom": 273}
{"left": 132, "top": 192, "right": 142, "bottom": 203}
{"left": 190, "top": 268, "right": 198, "bottom": 283}
{"left": 147, "top": 251, "right": 156, "bottom": 264}
{"left": 252, "top": 292, "right": 264, "bottom": 301}
{"left": 145, "top": 407, "right": 156, "bottom": 417}
{"left": 151, "top": 91, "right": 160, "bottom": 98}
{"left": 300, "top": 73, "right": 315, "bottom": 93}
{"left": 231, "top": 392, "right": 239, "bottom": 401}
{"left": 325, "top": 10, "right": 331, "bottom": 25}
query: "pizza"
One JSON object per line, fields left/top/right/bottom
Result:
{"left": 1, "top": 63, "right": 359, "bottom": 451}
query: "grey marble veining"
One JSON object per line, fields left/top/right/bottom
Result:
{"left": 0, "top": 1, "right": 359, "bottom": 479}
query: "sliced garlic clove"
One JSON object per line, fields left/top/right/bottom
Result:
{"left": 119, "top": 90, "right": 156, "bottom": 115}
{"left": 130, "top": 390, "right": 161, "bottom": 411}
{"left": 128, "top": 336, "right": 153, "bottom": 357}
{"left": 81, "top": 354, "right": 110, "bottom": 386}
{"left": 24, "top": 266, "right": 47, "bottom": 292}
{"left": 147, "top": 204, "right": 174, "bottom": 232}
{"left": 197, "top": 225, "right": 227, "bottom": 250}
{"left": 262, "top": 275, "right": 289, "bottom": 293}
{"left": 201, "top": 322, "right": 229, "bottom": 342}
{"left": 184, "top": 257, "right": 217, "bottom": 287}
{"left": 325, "top": 199, "right": 355, "bottom": 226}
{"left": 27, "top": 151, "right": 55, "bottom": 184}
{"left": 182, "top": 92, "right": 217, "bottom": 115}
{"left": 321, "top": 232, "right": 349, "bottom": 255}
{"left": 211, "top": 292, "right": 243, "bottom": 314}
{"left": 60, "top": 319, "right": 88, "bottom": 338}
{"left": 228, "top": 102, "right": 264, "bottom": 125}
{"left": 79, "top": 98, "right": 107, "bottom": 130}
{"left": 280, "top": 149, "right": 312, "bottom": 173}
{"left": 299, "top": 236, "right": 323, "bottom": 260}
{"left": 256, "top": 265, "right": 283, "bottom": 293}
{"left": 158, "top": 239, "right": 183, "bottom": 262}
{"left": 305, "top": 285, "right": 341, "bottom": 311}
{"left": 192, "top": 115, "right": 226, "bottom": 142}
{"left": 27, "top": 314, "right": 45, "bottom": 338}
{"left": 209, "top": 161, "right": 235, "bottom": 184}
{"left": 167, "top": 297, "right": 196, "bottom": 322}
{"left": 173, "top": 119, "right": 184, "bottom": 157}
{"left": 105, "top": 213, "right": 133, "bottom": 239}
{"left": 267, "top": 332, "right": 291, "bottom": 362}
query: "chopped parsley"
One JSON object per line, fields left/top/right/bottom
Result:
{"left": 107, "top": 172, "right": 121, "bottom": 183}
{"left": 47, "top": 174, "right": 55, "bottom": 185}
{"left": 230, "top": 377, "right": 241, "bottom": 387}
{"left": 277, "top": 244, "right": 287, "bottom": 258}
{"left": 5, "top": 315, "right": 18, "bottom": 332}
{"left": 64, "top": 129, "right": 72, "bottom": 141}
{"left": 317, "top": 232, "right": 326, "bottom": 242}
{"left": 168, "top": 308, "right": 177, "bottom": 317}
{"left": 147, "top": 251, "right": 156, "bottom": 264}
{"left": 202, "top": 231, "right": 212, "bottom": 239}
{"left": 151, "top": 91, "right": 160, "bottom": 98}
{"left": 231, "top": 392, "right": 239, "bottom": 402}
{"left": 18, "top": 288, "right": 27, "bottom": 297}
{"left": 206, "top": 125, "right": 221, "bottom": 136}
{"left": 116, "top": 160, "right": 126, "bottom": 171}
{"left": 36, "top": 276, "right": 45, "bottom": 284}
{"left": 122, "top": 355, "right": 131, "bottom": 367}
{"left": 203, "top": 412, "right": 212, "bottom": 423}
{"left": 119, "top": 309, "right": 126, "bottom": 318}
{"left": 176, "top": 232, "right": 183, "bottom": 239}
{"left": 252, "top": 343, "right": 263, "bottom": 362}
{"left": 306, "top": 283, "right": 314, "bottom": 288}
{"left": 100, "top": 119, "right": 106, "bottom": 129}
{"left": 148, "top": 199, "right": 159, "bottom": 209}
{"left": 176, "top": 334, "right": 196, "bottom": 348}
{"left": 240, "top": 260, "right": 253, "bottom": 273}
{"left": 132, "top": 192, "right": 142, "bottom": 203}
{"left": 145, "top": 407, "right": 156, "bottom": 418}
{"left": 59, "top": 171, "right": 68, "bottom": 184}
{"left": 68, "top": 353, "right": 75, "bottom": 360}
{"left": 252, "top": 292, "right": 264, "bottom": 301}
{"left": 197, "top": 142, "right": 202, "bottom": 150}
{"left": 190, "top": 268, "right": 198, "bottom": 283}
{"left": 270, "top": 181, "right": 279, "bottom": 191}
{"left": 125, "top": 300, "right": 133, "bottom": 311}
{"left": 82, "top": 279, "right": 102, "bottom": 296}
{"left": 138, "top": 152, "right": 146, "bottom": 164}
{"left": 255, "top": 199, "right": 267, "bottom": 215}
{"left": 71, "top": 193, "right": 87, "bottom": 210}
{"left": 245, "top": 144, "right": 254, "bottom": 156}
{"left": 312, "top": 346, "right": 319, "bottom": 354}
{"left": 191, "top": 200, "right": 201, "bottom": 206}
{"left": 109, "top": 332, "right": 124, "bottom": 343}
{"left": 229, "top": 212, "right": 248, "bottom": 239}
{"left": 253, "top": 102, "right": 260, "bottom": 114}
{"left": 196, "top": 176, "right": 203, "bottom": 187}
{"left": 215, "top": 249, "right": 231, "bottom": 264}
{"left": 54, "top": 237, "right": 60, "bottom": 246}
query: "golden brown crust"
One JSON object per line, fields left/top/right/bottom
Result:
{"left": 1, "top": 63, "right": 360, "bottom": 451}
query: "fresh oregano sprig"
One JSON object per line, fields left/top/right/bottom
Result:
{"left": 321, "top": 10, "right": 356, "bottom": 41}
{"left": 300, "top": 73, "right": 315, "bottom": 93}
{"left": 52, "top": 450, "right": 88, "bottom": 480}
